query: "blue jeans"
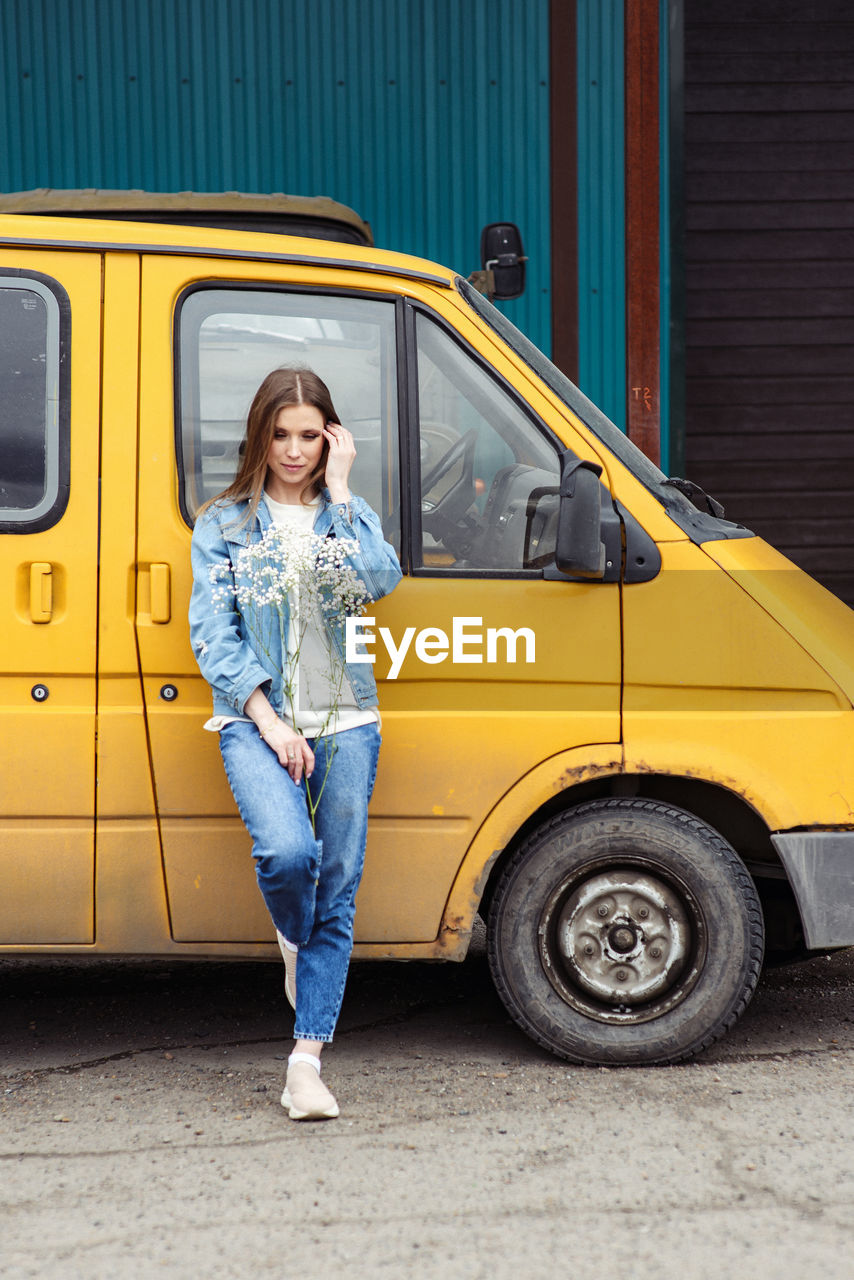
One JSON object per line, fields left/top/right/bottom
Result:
{"left": 219, "top": 720, "right": 381, "bottom": 1042}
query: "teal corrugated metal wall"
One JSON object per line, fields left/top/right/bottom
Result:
{"left": 1, "top": 0, "right": 550, "bottom": 349}
{"left": 576, "top": 0, "right": 626, "bottom": 430}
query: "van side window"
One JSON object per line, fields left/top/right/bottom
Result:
{"left": 176, "top": 288, "right": 400, "bottom": 547}
{"left": 0, "top": 275, "right": 69, "bottom": 532}
{"left": 414, "top": 312, "right": 560, "bottom": 573}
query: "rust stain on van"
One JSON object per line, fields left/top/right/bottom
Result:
{"left": 554, "top": 761, "right": 621, "bottom": 791}
{"left": 433, "top": 852, "right": 504, "bottom": 960}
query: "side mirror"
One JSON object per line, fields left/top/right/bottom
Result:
{"left": 479, "top": 222, "right": 527, "bottom": 299}
{"left": 555, "top": 456, "right": 606, "bottom": 579}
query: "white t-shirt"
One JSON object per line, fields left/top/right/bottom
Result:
{"left": 204, "top": 492, "right": 379, "bottom": 737}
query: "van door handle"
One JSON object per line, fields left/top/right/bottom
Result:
{"left": 29, "top": 562, "right": 53, "bottom": 623}
{"left": 150, "top": 563, "right": 172, "bottom": 624}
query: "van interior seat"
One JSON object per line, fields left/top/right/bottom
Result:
{"left": 476, "top": 464, "right": 559, "bottom": 571}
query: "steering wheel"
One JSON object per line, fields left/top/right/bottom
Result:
{"left": 380, "top": 427, "right": 483, "bottom": 560}
{"left": 421, "top": 428, "right": 478, "bottom": 496}
{"left": 420, "top": 429, "right": 483, "bottom": 557}
{"left": 379, "top": 420, "right": 459, "bottom": 540}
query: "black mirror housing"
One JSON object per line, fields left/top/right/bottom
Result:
{"left": 555, "top": 456, "right": 606, "bottom": 579}
{"left": 480, "top": 222, "right": 526, "bottom": 299}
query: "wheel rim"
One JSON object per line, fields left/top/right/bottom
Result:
{"left": 538, "top": 859, "right": 708, "bottom": 1024}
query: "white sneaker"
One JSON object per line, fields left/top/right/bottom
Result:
{"left": 281, "top": 1052, "right": 339, "bottom": 1121}
{"left": 276, "top": 931, "right": 297, "bottom": 1011}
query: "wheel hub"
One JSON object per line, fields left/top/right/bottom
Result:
{"left": 556, "top": 871, "right": 690, "bottom": 1006}
{"left": 608, "top": 924, "right": 637, "bottom": 953}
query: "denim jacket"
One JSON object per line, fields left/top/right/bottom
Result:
{"left": 189, "top": 490, "right": 402, "bottom": 718}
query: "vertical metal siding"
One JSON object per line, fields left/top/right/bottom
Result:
{"left": 658, "top": 0, "right": 672, "bottom": 473}
{"left": 576, "top": 0, "right": 626, "bottom": 429}
{"left": 2, "top": 0, "right": 550, "bottom": 349}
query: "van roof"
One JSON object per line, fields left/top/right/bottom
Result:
{"left": 0, "top": 207, "right": 456, "bottom": 290}
{"left": 0, "top": 188, "right": 374, "bottom": 246}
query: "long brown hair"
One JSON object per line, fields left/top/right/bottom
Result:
{"left": 200, "top": 367, "right": 340, "bottom": 522}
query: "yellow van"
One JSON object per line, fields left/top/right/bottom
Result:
{"left": 2, "top": 210, "right": 852, "bottom": 1067}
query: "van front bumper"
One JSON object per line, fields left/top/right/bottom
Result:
{"left": 771, "top": 831, "right": 854, "bottom": 949}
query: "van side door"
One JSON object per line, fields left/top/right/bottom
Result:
{"left": 0, "top": 251, "right": 101, "bottom": 945}
{"left": 352, "top": 297, "right": 622, "bottom": 942}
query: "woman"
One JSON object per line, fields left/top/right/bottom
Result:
{"left": 189, "top": 367, "right": 402, "bottom": 1121}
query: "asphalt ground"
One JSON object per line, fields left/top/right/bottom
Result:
{"left": 2, "top": 939, "right": 853, "bottom": 1279}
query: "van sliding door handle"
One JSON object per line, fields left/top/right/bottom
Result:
{"left": 150, "top": 563, "right": 172, "bottom": 624}
{"left": 29, "top": 562, "right": 53, "bottom": 623}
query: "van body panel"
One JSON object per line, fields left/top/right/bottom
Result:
{"left": 157, "top": 815, "right": 471, "bottom": 944}
{"left": 622, "top": 713, "right": 854, "bottom": 833}
{"left": 95, "top": 821, "right": 173, "bottom": 951}
{"left": 702, "top": 536, "right": 854, "bottom": 707}
{"left": 622, "top": 541, "right": 848, "bottom": 711}
{"left": 0, "top": 822, "right": 94, "bottom": 944}
{"left": 621, "top": 539, "right": 854, "bottom": 832}
{"left": 435, "top": 743, "right": 626, "bottom": 948}
{"left": 0, "top": 215, "right": 451, "bottom": 288}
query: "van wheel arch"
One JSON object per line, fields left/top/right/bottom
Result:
{"left": 478, "top": 772, "right": 801, "bottom": 959}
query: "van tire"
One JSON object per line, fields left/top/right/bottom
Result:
{"left": 487, "top": 799, "right": 764, "bottom": 1066}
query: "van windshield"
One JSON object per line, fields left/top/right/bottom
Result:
{"left": 455, "top": 276, "right": 741, "bottom": 540}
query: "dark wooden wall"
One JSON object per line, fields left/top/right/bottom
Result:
{"left": 683, "top": 1, "right": 854, "bottom": 607}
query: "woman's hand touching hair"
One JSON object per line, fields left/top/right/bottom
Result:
{"left": 322, "top": 422, "right": 356, "bottom": 505}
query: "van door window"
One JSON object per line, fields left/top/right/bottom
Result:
{"left": 0, "top": 275, "right": 68, "bottom": 531}
{"left": 177, "top": 289, "right": 400, "bottom": 547}
{"left": 413, "top": 311, "right": 560, "bottom": 572}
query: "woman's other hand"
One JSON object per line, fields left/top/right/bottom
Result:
{"left": 245, "top": 688, "right": 314, "bottom": 783}
{"left": 323, "top": 423, "right": 356, "bottom": 503}
{"left": 263, "top": 721, "right": 315, "bottom": 784}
